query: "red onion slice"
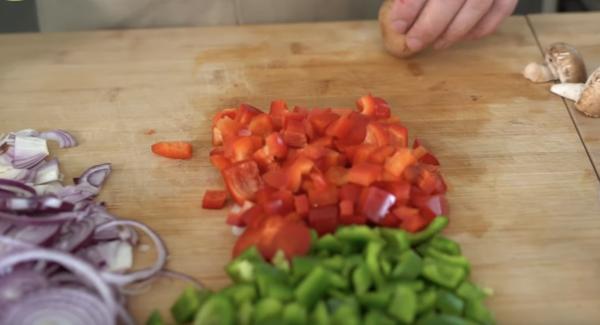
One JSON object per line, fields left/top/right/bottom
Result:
{"left": 0, "top": 249, "right": 117, "bottom": 315}
{"left": 0, "top": 195, "right": 73, "bottom": 214}
{"left": 95, "top": 220, "right": 167, "bottom": 286}
{"left": 12, "top": 136, "right": 49, "bottom": 169}
{"left": 0, "top": 269, "right": 48, "bottom": 305}
{"left": 39, "top": 130, "right": 78, "bottom": 149}
{"left": 77, "top": 163, "right": 112, "bottom": 188}
{"left": 0, "top": 210, "right": 82, "bottom": 225}
{"left": 0, "top": 287, "right": 114, "bottom": 325}
{"left": 53, "top": 218, "right": 96, "bottom": 252}
{"left": 33, "top": 158, "right": 61, "bottom": 185}
{"left": 0, "top": 179, "right": 36, "bottom": 197}
{"left": 5, "top": 224, "right": 61, "bottom": 246}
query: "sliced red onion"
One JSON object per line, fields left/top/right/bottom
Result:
{"left": 53, "top": 218, "right": 96, "bottom": 252}
{"left": 33, "top": 158, "right": 61, "bottom": 185}
{"left": 0, "top": 179, "right": 36, "bottom": 197}
{"left": 5, "top": 224, "right": 61, "bottom": 246}
{"left": 39, "top": 130, "right": 78, "bottom": 149}
{"left": 0, "top": 210, "right": 82, "bottom": 225}
{"left": 0, "top": 287, "right": 114, "bottom": 325}
{"left": 93, "top": 240, "right": 133, "bottom": 272}
{"left": 33, "top": 181, "right": 64, "bottom": 196}
{"left": 0, "top": 249, "right": 117, "bottom": 315}
{"left": 0, "top": 195, "right": 74, "bottom": 214}
{"left": 0, "top": 166, "right": 29, "bottom": 182}
{"left": 77, "top": 163, "right": 112, "bottom": 188}
{"left": 0, "top": 221, "right": 11, "bottom": 235}
{"left": 0, "top": 269, "right": 48, "bottom": 304}
{"left": 14, "top": 129, "right": 39, "bottom": 137}
{"left": 95, "top": 220, "right": 167, "bottom": 286}
{"left": 12, "top": 135, "right": 49, "bottom": 169}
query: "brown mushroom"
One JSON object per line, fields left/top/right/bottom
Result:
{"left": 523, "top": 42, "right": 587, "bottom": 83}
{"left": 378, "top": 0, "right": 413, "bottom": 58}
{"left": 550, "top": 66, "right": 600, "bottom": 117}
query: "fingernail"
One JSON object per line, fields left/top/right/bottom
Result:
{"left": 406, "top": 37, "right": 424, "bottom": 52}
{"left": 391, "top": 20, "right": 408, "bottom": 34}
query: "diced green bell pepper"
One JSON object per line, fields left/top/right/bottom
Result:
{"left": 193, "top": 294, "right": 234, "bottom": 325}
{"left": 331, "top": 304, "right": 360, "bottom": 325}
{"left": 171, "top": 286, "right": 211, "bottom": 324}
{"left": 365, "top": 240, "right": 385, "bottom": 287}
{"left": 408, "top": 216, "right": 449, "bottom": 245}
{"left": 429, "top": 236, "right": 461, "bottom": 255}
{"left": 380, "top": 228, "right": 410, "bottom": 252}
{"left": 253, "top": 298, "right": 284, "bottom": 325}
{"left": 417, "top": 314, "right": 478, "bottom": 325}
{"left": 321, "top": 255, "right": 345, "bottom": 272}
{"left": 425, "top": 247, "right": 471, "bottom": 272}
{"left": 363, "top": 310, "right": 396, "bottom": 325}
{"left": 392, "top": 249, "right": 423, "bottom": 280}
{"left": 417, "top": 288, "right": 438, "bottom": 314}
{"left": 311, "top": 301, "right": 330, "bottom": 325}
{"left": 282, "top": 302, "right": 308, "bottom": 325}
{"left": 316, "top": 234, "right": 345, "bottom": 254}
{"left": 422, "top": 257, "right": 466, "bottom": 289}
{"left": 437, "top": 289, "right": 465, "bottom": 316}
{"left": 351, "top": 262, "right": 372, "bottom": 295}
{"left": 335, "top": 226, "right": 379, "bottom": 247}
{"left": 221, "top": 283, "right": 256, "bottom": 305}
{"left": 237, "top": 302, "right": 253, "bottom": 325}
{"left": 295, "top": 266, "right": 330, "bottom": 308}
{"left": 357, "top": 290, "right": 392, "bottom": 309}
{"left": 387, "top": 285, "right": 417, "bottom": 323}
{"left": 456, "top": 281, "right": 489, "bottom": 301}
{"left": 465, "top": 299, "right": 495, "bottom": 325}
{"left": 145, "top": 310, "right": 165, "bottom": 325}
{"left": 291, "top": 256, "right": 320, "bottom": 284}
{"left": 273, "top": 250, "right": 291, "bottom": 273}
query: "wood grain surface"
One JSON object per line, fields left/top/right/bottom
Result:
{"left": 528, "top": 12, "right": 600, "bottom": 180}
{"left": 1, "top": 16, "right": 600, "bottom": 324}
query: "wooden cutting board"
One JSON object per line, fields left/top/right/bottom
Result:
{"left": 1, "top": 16, "right": 600, "bottom": 324}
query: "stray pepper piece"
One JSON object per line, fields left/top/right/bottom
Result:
{"left": 145, "top": 310, "right": 165, "bottom": 325}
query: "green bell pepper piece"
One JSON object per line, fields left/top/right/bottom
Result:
{"left": 387, "top": 285, "right": 417, "bottom": 323}
{"left": 363, "top": 310, "right": 396, "bottom": 325}
{"left": 380, "top": 255, "right": 393, "bottom": 276}
{"left": 273, "top": 250, "right": 291, "bottom": 273}
{"left": 331, "top": 304, "right": 360, "bottom": 325}
{"left": 425, "top": 247, "right": 471, "bottom": 272}
{"left": 417, "top": 314, "right": 478, "bottom": 325}
{"left": 171, "top": 286, "right": 211, "bottom": 324}
{"left": 267, "top": 283, "right": 294, "bottom": 302}
{"left": 226, "top": 259, "right": 256, "bottom": 283}
{"left": 237, "top": 302, "right": 253, "bottom": 325}
{"left": 193, "top": 294, "right": 234, "bottom": 325}
{"left": 456, "top": 281, "right": 489, "bottom": 301}
{"left": 321, "top": 255, "right": 345, "bottom": 272}
{"left": 437, "top": 289, "right": 465, "bottom": 316}
{"left": 429, "top": 236, "right": 461, "bottom": 255}
{"left": 295, "top": 266, "right": 330, "bottom": 308}
{"left": 351, "top": 262, "right": 372, "bottom": 295}
{"left": 254, "top": 298, "right": 284, "bottom": 325}
{"left": 422, "top": 257, "right": 466, "bottom": 289}
{"left": 335, "top": 225, "right": 379, "bottom": 247}
{"left": 391, "top": 249, "right": 423, "bottom": 280}
{"left": 380, "top": 228, "right": 410, "bottom": 252}
{"left": 327, "top": 270, "right": 349, "bottom": 290}
{"left": 391, "top": 279, "right": 425, "bottom": 292}
{"left": 221, "top": 283, "right": 256, "bottom": 305}
{"left": 408, "top": 216, "right": 449, "bottom": 245}
{"left": 145, "top": 310, "right": 165, "bottom": 325}
{"left": 417, "top": 288, "right": 438, "bottom": 314}
{"left": 316, "top": 234, "right": 345, "bottom": 254}
{"left": 291, "top": 256, "right": 320, "bottom": 284}
{"left": 311, "top": 301, "right": 330, "bottom": 325}
{"left": 465, "top": 299, "right": 495, "bottom": 325}
{"left": 341, "top": 254, "right": 362, "bottom": 278}
{"left": 282, "top": 302, "right": 308, "bottom": 325}
{"left": 365, "top": 241, "right": 385, "bottom": 287}
{"left": 237, "top": 246, "right": 265, "bottom": 263}
{"left": 357, "top": 290, "right": 392, "bottom": 309}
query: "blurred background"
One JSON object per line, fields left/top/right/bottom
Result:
{"left": 1, "top": 0, "right": 599, "bottom": 33}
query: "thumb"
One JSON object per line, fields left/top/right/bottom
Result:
{"left": 390, "top": 0, "right": 427, "bottom": 34}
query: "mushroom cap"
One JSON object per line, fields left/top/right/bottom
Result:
{"left": 544, "top": 42, "right": 587, "bottom": 83}
{"left": 378, "top": 0, "right": 414, "bottom": 58}
{"left": 575, "top": 67, "right": 600, "bottom": 117}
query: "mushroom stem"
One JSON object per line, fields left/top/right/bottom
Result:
{"left": 550, "top": 83, "right": 585, "bottom": 102}
{"left": 523, "top": 62, "right": 556, "bottom": 83}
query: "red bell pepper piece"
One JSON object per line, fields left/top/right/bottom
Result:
{"left": 151, "top": 141, "right": 193, "bottom": 160}
{"left": 236, "top": 103, "right": 262, "bottom": 126}
{"left": 359, "top": 186, "right": 396, "bottom": 223}
{"left": 209, "top": 147, "right": 232, "bottom": 171}
{"left": 270, "top": 100, "right": 289, "bottom": 130}
{"left": 248, "top": 114, "right": 273, "bottom": 137}
{"left": 202, "top": 190, "right": 228, "bottom": 209}
{"left": 309, "top": 109, "right": 340, "bottom": 135}
{"left": 352, "top": 144, "right": 378, "bottom": 165}
{"left": 286, "top": 156, "right": 314, "bottom": 192}
{"left": 294, "top": 194, "right": 310, "bottom": 219}
{"left": 265, "top": 133, "right": 288, "bottom": 159}
{"left": 339, "top": 200, "right": 354, "bottom": 219}
{"left": 283, "top": 117, "right": 308, "bottom": 148}
{"left": 387, "top": 124, "right": 408, "bottom": 147}
{"left": 262, "top": 168, "right": 289, "bottom": 190}
{"left": 369, "top": 145, "right": 396, "bottom": 165}
{"left": 307, "top": 184, "right": 339, "bottom": 207}
{"left": 364, "top": 122, "right": 390, "bottom": 147}
{"left": 381, "top": 181, "right": 411, "bottom": 206}
{"left": 384, "top": 148, "right": 416, "bottom": 177}
{"left": 347, "top": 163, "right": 382, "bottom": 187}
{"left": 325, "top": 166, "right": 348, "bottom": 186}
{"left": 339, "top": 183, "right": 362, "bottom": 202}
{"left": 308, "top": 205, "right": 339, "bottom": 236}
{"left": 222, "top": 160, "right": 263, "bottom": 204}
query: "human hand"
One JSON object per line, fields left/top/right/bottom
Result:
{"left": 389, "top": 0, "right": 518, "bottom": 52}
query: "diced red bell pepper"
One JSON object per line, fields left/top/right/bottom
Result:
{"left": 381, "top": 181, "right": 411, "bottom": 206}
{"left": 364, "top": 122, "right": 390, "bottom": 147}
{"left": 325, "top": 166, "right": 348, "bottom": 186}
{"left": 359, "top": 186, "right": 396, "bottom": 223}
{"left": 339, "top": 200, "right": 354, "bottom": 218}
{"left": 392, "top": 206, "right": 428, "bottom": 232}
{"left": 379, "top": 213, "right": 399, "bottom": 227}
{"left": 294, "top": 194, "right": 310, "bottom": 219}
{"left": 339, "top": 183, "right": 362, "bottom": 202}
{"left": 323, "top": 149, "right": 345, "bottom": 169}
{"left": 309, "top": 110, "right": 340, "bottom": 135}
{"left": 415, "top": 194, "right": 449, "bottom": 220}
{"left": 262, "top": 190, "right": 295, "bottom": 216}
{"left": 434, "top": 175, "right": 447, "bottom": 194}
{"left": 262, "top": 168, "right": 288, "bottom": 190}
{"left": 230, "top": 136, "right": 263, "bottom": 162}
{"left": 347, "top": 163, "right": 382, "bottom": 187}
{"left": 384, "top": 149, "right": 416, "bottom": 177}
{"left": 372, "top": 97, "right": 392, "bottom": 119}
{"left": 300, "top": 144, "right": 327, "bottom": 160}
{"left": 417, "top": 169, "right": 438, "bottom": 195}
{"left": 265, "top": 133, "right": 288, "bottom": 159}
{"left": 369, "top": 145, "right": 396, "bottom": 165}
{"left": 270, "top": 100, "right": 289, "bottom": 130}
{"left": 151, "top": 141, "right": 193, "bottom": 160}
{"left": 326, "top": 112, "right": 368, "bottom": 145}
{"left": 248, "top": 114, "right": 273, "bottom": 137}
{"left": 307, "top": 184, "right": 339, "bottom": 207}
{"left": 387, "top": 124, "right": 408, "bottom": 147}
{"left": 309, "top": 171, "right": 329, "bottom": 190}
{"left": 213, "top": 117, "right": 241, "bottom": 146}
{"left": 202, "top": 190, "right": 228, "bottom": 209}
{"left": 212, "top": 108, "right": 237, "bottom": 127}
{"left": 222, "top": 160, "right": 263, "bottom": 204}
{"left": 286, "top": 156, "right": 314, "bottom": 192}
{"left": 236, "top": 103, "right": 262, "bottom": 126}
{"left": 356, "top": 94, "right": 377, "bottom": 116}
{"left": 308, "top": 205, "right": 339, "bottom": 236}
{"left": 209, "top": 147, "right": 232, "bottom": 171}
{"left": 241, "top": 204, "right": 264, "bottom": 227}
{"left": 352, "top": 144, "right": 378, "bottom": 165}
{"left": 283, "top": 117, "right": 308, "bottom": 148}
{"left": 310, "top": 136, "right": 334, "bottom": 148}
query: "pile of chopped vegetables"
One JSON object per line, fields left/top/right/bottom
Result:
{"left": 0, "top": 129, "right": 181, "bottom": 325}
{"left": 204, "top": 95, "right": 448, "bottom": 261}
{"left": 149, "top": 217, "right": 494, "bottom": 325}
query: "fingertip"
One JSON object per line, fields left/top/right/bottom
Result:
{"left": 406, "top": 37, "right": 424, "bottom": 52}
